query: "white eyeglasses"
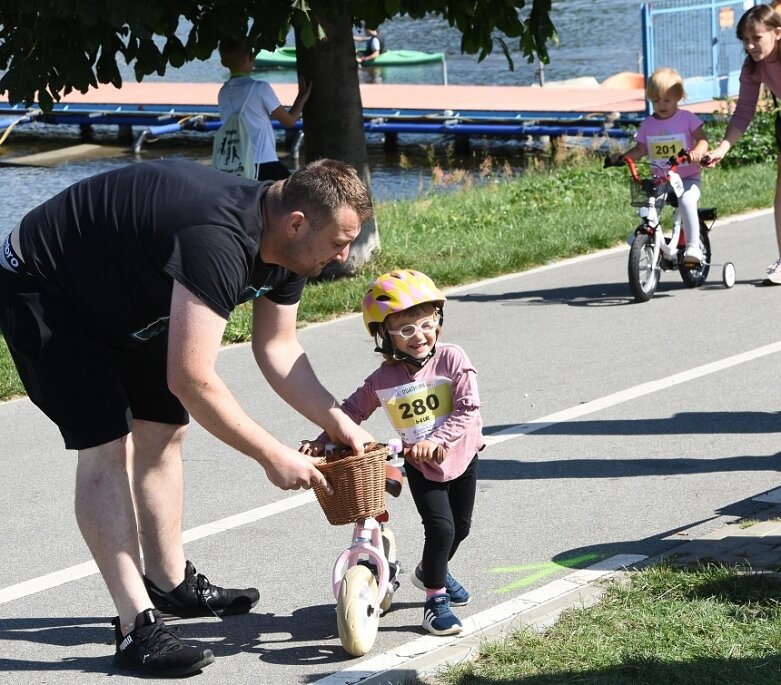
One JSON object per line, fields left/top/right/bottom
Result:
{"left": 386, "top": 318, "right": 438, "bottom": 339}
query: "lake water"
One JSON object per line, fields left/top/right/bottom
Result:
{"left": 0, "top": 1, "right": 643, "bottom": 222}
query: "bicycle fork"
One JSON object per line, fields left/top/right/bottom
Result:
{"left": 331, "top": 518, "right": 390, "bottom": 607}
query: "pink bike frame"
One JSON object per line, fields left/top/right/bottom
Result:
{"left": 331, "top": 517, "right": 390, "bottom": 606}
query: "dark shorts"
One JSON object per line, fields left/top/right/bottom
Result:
{"left": 0, "top": 269, "right": 188, "bottom": 450}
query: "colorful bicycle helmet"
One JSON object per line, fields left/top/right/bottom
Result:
{"left": 362, "top": 269, "right": 446, "bottom": 334}
{"left": 362, "top": 270, "right": 446, "bottom": 367}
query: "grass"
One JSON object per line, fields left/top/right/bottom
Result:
{"left": 0, "top": 151, "right": 777, "bottom": 398}
{"left": 433, "top": 563, "right": 781, "bottom": 685}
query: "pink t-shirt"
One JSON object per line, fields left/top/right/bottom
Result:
{"left": 636, "top": 109, "right": 705, "bottom": 180}
{"left": 730, "top": 51, "right": 781, "bottom": 136}
{"left": 319, "top": 343, "right": 484, "bottom": 483}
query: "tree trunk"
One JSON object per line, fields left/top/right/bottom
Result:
{"left": 295, "top": 13, "right": 380, "bottom": 279}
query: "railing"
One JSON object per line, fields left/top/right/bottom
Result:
{"left": 642, "top": 0, "right": 760, "bottom": 111}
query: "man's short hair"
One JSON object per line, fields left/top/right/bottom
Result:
{"left": 279, "top": 159, "right": 374, "bottom": 228}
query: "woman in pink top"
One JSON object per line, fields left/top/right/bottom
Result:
{"left": 301, "top": 270, "right": 483, "bottom": 637}
{"left": 709, "top": 5, "right": 781, "bottom": 284}
{"left": 620, "top": 67, "right": 709, "bottom": 266}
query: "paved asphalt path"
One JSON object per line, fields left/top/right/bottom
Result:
{"left": 2, "top": 209, "right": 781, "bottom": 684}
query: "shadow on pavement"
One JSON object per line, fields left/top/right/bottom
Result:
{"left": 447, "top": 277, "right": 756, "bottom": 307}
{"left": 485, "top": 411, "right": 781, "bottom": 436}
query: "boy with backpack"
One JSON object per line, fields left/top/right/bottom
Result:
{"left": 214, "top": 38, "right": 311, "bottom": 181}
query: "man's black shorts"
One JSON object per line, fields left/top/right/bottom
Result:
{"left": 0, "top": 268, "right": 188, "bottom": 450}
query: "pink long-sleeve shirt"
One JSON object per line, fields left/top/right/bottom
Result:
{"left": 329, "top": 343, "right": 484, "bottom": 483}
{"left": 730, "top": 51, "right": 781, "bottom": 136}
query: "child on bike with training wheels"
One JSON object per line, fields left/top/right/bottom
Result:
{"left": 616, "top": 66, "right": 709, "bottom": 266}
{"left": 301, "top": 270, "right": 483, "bottom": 636}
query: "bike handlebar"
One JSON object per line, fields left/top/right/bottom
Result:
{"left": 603, "top": 149, "right": 710, "bottom": 183}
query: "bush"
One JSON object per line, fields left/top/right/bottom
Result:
{"left": 704, "top": 90, "right": 778, "bottom": 168}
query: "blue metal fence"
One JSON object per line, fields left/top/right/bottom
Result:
{"left": 642, "top": 0, "right": 759, "bottom": 109}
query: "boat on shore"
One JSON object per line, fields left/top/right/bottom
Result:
{"left": 255, "top": 46, "right": 445, "bottom": 69}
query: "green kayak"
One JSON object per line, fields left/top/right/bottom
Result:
{"left": 255, "top": 46, "right": 445, "bottom": 69}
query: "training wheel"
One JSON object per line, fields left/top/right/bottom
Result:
{"left": 722, "top": 262, "right": 736, "bottom": 288}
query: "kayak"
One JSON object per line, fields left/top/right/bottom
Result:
{"left": 255, "top": 47, "right": 445, "bottom": 69}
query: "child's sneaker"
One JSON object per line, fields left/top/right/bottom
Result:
{"left": 445, "top": 572, "right": 471, "bottom": 607}
{"left": 144, "top": 560, "right": 259, "bottom": 618}
{"left": 412, "top": 564, "right": 471, "bottom": 607}
{"left": 422, "top": 594, "right": 463, "bottom": 636}
{"left": 112, "top": 608, "right": 214, "bottom": 677}
{"left": 682, "top": 245, "right": 703, "bottom": 267}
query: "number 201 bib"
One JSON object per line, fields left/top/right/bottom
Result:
{"left": 375, "top": 377, "right": 454, "bottom": 443}
{"left": 646, "top": 133, "right": 687, "bottom": 166}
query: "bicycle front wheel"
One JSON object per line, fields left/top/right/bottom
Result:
{"left": 628, "top": 233, "right": 659, "bottom": 302}
{"left": 337, "top": 565, "right": 380, "bottom": 657}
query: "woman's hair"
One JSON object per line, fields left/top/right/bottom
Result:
{"left": 737, "top": 4, "right": 781, "bottom": 72}
{"left": 646, "top": 67, "right": 685, "bottom": 102}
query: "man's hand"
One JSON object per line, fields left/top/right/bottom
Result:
{"left": 327, "top": 412, "right": 375, "bottom": 456}
{"left": 262, "top": 445, "right": 332, "bottom": 494}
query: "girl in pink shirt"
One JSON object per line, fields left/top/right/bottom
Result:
{"left": 302, "top": 270, "right": 483, "bottom": 637}
{"left": 621, "top": 67, "right": 709, "bottom": 267}
{"left": 709, "top": 5, "right": 781, "bottom": 284}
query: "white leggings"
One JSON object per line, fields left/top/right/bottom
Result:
{"left": 677, "top": 178, "right": 701, "bottom": 248}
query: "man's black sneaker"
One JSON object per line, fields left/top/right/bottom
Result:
{"left": 144, "top": 560, "right": 260, "bottom": 618}
{"left": 112, "top": 608, "right": 214, "bottom": 677}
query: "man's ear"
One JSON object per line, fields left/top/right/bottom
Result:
{"left": 286, "top": 211, "right": 306, "bottom": 239}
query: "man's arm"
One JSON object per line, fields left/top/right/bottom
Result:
{"left": 250, "top": 295, "right": 374, "bottom": 453}
{"left": 166, "top": 280, "right": 330, "bottom": 491}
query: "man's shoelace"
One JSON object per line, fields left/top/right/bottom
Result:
{"left": 141, "top": 623, "right": 185, "bottom": 657}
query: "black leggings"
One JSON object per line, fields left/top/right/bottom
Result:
{"left": 405, "top": 455, "right": 478, "bottom": 590}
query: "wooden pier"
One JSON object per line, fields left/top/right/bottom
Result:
{"left": 0, "top": 79, "right": 726, "bottom": 165}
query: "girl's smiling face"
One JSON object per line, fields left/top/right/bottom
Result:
{"left": 385, "top": 306, "right": 439, "bottom": 361}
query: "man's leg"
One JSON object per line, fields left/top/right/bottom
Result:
{"left": 129, "top": 419, "right": 188, "bottom": 592}
{"left": 130, "top": 418, "right": 260, "bottom": 618}
{"left": 74, "top": 435, "right": 151, "bottom": 635}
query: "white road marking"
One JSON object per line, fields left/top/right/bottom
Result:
{"left": 0, "top": 492, "right": 315, "bottom": 605}
{"left": 484, "top": 339, "right": 781, "bottom": 446}
{"left": 2, "top": 342, "right": 779, "bottom": 606}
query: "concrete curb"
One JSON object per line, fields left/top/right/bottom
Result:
{"left": 312, "top": 554, "right": 647, "bottom": 685}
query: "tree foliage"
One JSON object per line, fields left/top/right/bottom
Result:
{"left": 0, "top": 0, "right": 556, "bottom": 110}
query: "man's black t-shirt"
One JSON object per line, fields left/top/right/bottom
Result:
{"left": 19, "top": 159, "right": 306, "bottom": 348}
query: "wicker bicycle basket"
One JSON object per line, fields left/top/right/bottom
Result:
{"left": 629, "top": 177, "right": 670, "bottom": 209}
{"left": 312, "top": 443, "right": 388, "bottom": 525}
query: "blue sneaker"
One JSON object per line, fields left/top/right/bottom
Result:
{"left": 445, "top": 572, "right": 471, "bottom": 607}
{"left": 422, "top": 594, "right": 463, "bottom": 636}
{"left": 412, "top": 565, "right": 471, "bottom": 607}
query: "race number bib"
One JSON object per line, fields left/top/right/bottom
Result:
{"left": 376, "top": 377, "right": 454, "bottom": 443}
{"left": 646, "top": 133, "right": 687, "bottom": 165}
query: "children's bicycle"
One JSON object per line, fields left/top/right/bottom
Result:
{"left": 310, "top": 440, "right": 405, "bottom": 657}
{"left": 604, "top": 151, "right": 736, "bottom": 302}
